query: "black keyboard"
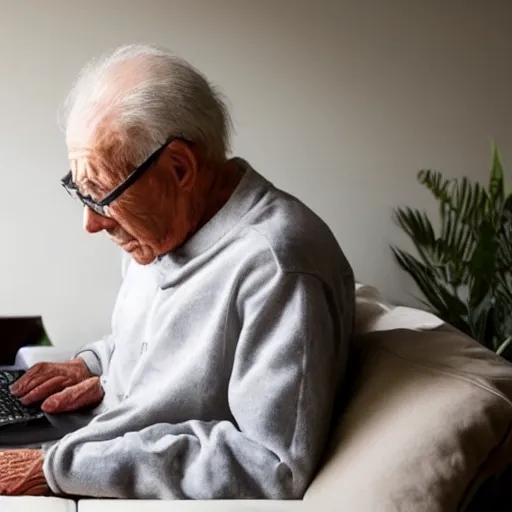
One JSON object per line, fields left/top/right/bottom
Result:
{"left": 0, "top": 370, "right": 45, "bottom": 427}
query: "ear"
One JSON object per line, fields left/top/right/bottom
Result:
{"left": 165, "top": 141, "right": 199, "bottom": 192}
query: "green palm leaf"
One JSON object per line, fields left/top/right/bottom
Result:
{"left": 418, "top": 170, "right": 452, "bottom": 204}
{"left": 489, "top": 142, "right": 505, "bottom": 213}
{"left": 391, "top": 247, "right": 469, "bottom": 329}
{"left": 392, "top": 142, "right": 511, "bottom": 356}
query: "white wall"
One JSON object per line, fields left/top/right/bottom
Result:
{"left": 0, "top": 0, "right": 510, "bottom": 349}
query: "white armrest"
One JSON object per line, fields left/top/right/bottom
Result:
{"left": 0, "top": 496, "right": 76, "bottom": 511}
{"left": 15, "top": 346, "right": 74, "bottom": 369}
{"left": 78, "top": 501, "right": 304, "bottom": 512}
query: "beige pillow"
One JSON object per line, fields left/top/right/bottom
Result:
{"left": 306, "top": 325, "right": 512, "bottom": 511}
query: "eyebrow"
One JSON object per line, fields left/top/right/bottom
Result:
{"left": 70, "top": 152, "right": 106, "bottom": 195}
{"left": 77, "top": 177, "right": 103, "bottom": 198}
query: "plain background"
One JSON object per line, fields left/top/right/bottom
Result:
{"left": 0, "top": 0, "right": 510, "bottom": 349}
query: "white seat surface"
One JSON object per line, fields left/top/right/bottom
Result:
{"left": 78, "top": 500, "right": 304, "bottom": 512}
{"left": 0, "top": 496, "right": 76, "bottom": 512}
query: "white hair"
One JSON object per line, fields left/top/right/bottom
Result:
{"left": 60, "top": 44, "right": 232, "bottom": 167}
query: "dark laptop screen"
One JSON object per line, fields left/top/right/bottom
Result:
{"left": 0, "top": 316, "right": 48, "bottom": 365}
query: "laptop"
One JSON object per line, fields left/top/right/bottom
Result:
{"left": 0, "top": 316, "right": 50, "bottom": 366}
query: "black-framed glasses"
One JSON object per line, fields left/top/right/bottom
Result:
{"left": 61, "top": 137, "right": 183, "bottom": 217}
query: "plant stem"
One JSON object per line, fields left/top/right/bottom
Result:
{"left": 497, "top": 337, "right": 512, "bottom": 356}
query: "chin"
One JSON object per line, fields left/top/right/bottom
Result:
{"left": 128, "top": 246, "right": 156, "bottom": 266}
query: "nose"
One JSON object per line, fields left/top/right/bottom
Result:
{"left": 83, "top": 206, "right": 117, "bottom": 233}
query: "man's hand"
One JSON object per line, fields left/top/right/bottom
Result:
{"left": 0, "top": 450, "right": 48, "bottom": 496}
{"left": 9, "top": 358, "right": 104, "bottom": 414}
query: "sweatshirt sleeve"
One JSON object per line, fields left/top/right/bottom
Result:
{"left": 74, "top": 336, "right": 115, "bottom": 377}
{"left": 43, "top": 272, "right": 348, "bottom": 499}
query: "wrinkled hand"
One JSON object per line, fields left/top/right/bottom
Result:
{"left": 9, "top": 358, "right": 104, "bottom": 414}
{"left": 0, "top": 450, "right": 48, "bottom": 496}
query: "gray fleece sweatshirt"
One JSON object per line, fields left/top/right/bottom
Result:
{"left": 43, "top": 159, "right": 355, "bottom": 499}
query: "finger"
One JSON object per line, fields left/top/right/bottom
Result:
{"left": 42, "top": 377, "right": 104, "bottom": 414}
{"left": 10, "top": 363, "right": 60, "bottom": 397}
{"left": 17, "top": 376, "right": 68, "bottom": 405}
{"left": 23, "top": 482, "right": 49, "bottom": 496}
{"left": 9, "top": 363, "right": 48, "bottom": 396}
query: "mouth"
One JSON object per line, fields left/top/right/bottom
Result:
{"left": 110, "top": 237, "right": 138, "bottom": 252}
{"left": 107, "top": 228, "right": 138, "bottom": 252}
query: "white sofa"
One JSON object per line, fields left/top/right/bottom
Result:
{"left": 3, "top": 285, "right": 512, "bottom": 511}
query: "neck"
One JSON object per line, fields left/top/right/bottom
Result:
{"left": 155, "top": 158, "right": 242, "bottom": 256}
{"left": 194, "top": 159, "right": 242, "bottom": 233}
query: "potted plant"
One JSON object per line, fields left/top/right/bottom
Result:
{"left": 392, "top": 143, "right": 512, "bottom": 357}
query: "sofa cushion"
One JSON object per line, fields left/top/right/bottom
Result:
{"left": 0, "top": 496, "right": 76, "bottom": 512}
{"left": 305, "top": 326, "right": 512, "bottom": 511}
{"left": 354, "top": 283, "right": 443, "bottom": 334}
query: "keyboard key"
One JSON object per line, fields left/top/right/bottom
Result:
{"left": 0, "top": 370, "right": 45, "bottom": 427}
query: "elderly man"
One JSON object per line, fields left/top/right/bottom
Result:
{"left": 2, "top": 44, "right": 354, "bottom": 499}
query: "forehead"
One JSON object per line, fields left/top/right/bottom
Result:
{"left": 66, "top": 105, "right": 119, "bottom": 178}
{"left": 67, "top": 116, "right": 127, "bottom": 182}
{"left": 68, "top": 147, "right": 101, "bottom": 183}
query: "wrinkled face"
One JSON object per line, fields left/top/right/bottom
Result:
{"left": 68, "top": 138, "right": 205, "bottom": 265}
